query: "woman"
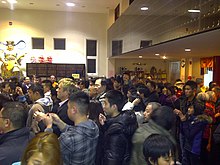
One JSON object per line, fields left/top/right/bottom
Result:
{"left": 21, "top": 132, "right": 62, "bottom": 165}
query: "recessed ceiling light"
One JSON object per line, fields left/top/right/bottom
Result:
{"left": 1, "top": 1, "right": 6, "bottom": 3}
{"left": 188, "top": 9, "right": 200, "bottom": 13}
{"left": 162, "top": 56, "right": 167, "bottom": 59}
{"left": 185, "top": 48, "right": 191, "bottom": 52}
{"left": 139, "top": 56, "right": 143, "bottom": 58}
{"left": 66, "top": 2, "right": 75, "bottom": 7}
{"left": 141, "top": 6, "right": 148, "bottom": 11}
{"left": 56, "top": 4, "right": 60, "bottom": 6}
{"left": 7, "top": 0, "right": 17, "bottom": 3}
{"left": 155, "top": 53, "right": 160, "bottom": 56}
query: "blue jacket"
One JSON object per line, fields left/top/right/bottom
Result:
{"left": 182, "top": 115, "right": 208, "bottom": 155}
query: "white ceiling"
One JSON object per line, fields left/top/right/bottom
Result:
{"left": 0, "top": 0, "right": 120, "bottom": 13}
{"left": 1, "top": 0, "right": 219, "bottom": 61}
{"left": 110, "top": 0, "right": 220, "bottom": 60}
{"left": 113, "top": 28, "right": 220, "bottom": 60}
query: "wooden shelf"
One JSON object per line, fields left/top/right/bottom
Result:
{"left": 26, "top": 63, "right": 85, "bottom": 79}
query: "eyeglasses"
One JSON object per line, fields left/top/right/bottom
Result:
{"left": 0, "top": 116, "right": 8, "bottom": 119}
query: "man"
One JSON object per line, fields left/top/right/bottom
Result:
{"left": 146, "top": 80, "right": 159, "bottom": 103}
{"left": 174, "top": 80, "right": 204, "bottom": 165}
{"left": 50, "top": 75, "right": 58, "bottom": 88}
{"left": 196, "top": 78, "right": 207, "bottom": 93}
{"left": 130, "top": 106, "right": 176, "bottom": 165}
{"left": 22, "top": 76, "right": 32, "bottom": 94}
{"left": 100, "top": 90, "right": 138, "bottom": 164}
{"left": 94, "top": 78, "right": 107, "bottom": 101}
{"left": 41, "top": 79, "right": 53, "bottom": 111}
{"left": 43, "top": 91, "right": 99, "bottom": 165}
{"left": 52, "top": 78, "right": 77, "bottom": 136}
{"left": 143, "top": 102, "right": 161, "bottom": 122}
{"left": 26, "top": 83, "right": 53, "bottom": 133}
{"left": 0, "top": 82, "right": 14, "bottom": 109}
{"left": 0, "top": 102, "right": 33, "bottom": 165}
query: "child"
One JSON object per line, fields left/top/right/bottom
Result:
{"left": 143, "top": 134, "right": 176, "bottom": 165}
{"left": 180, "top": 104, "right": 211, "bottom": 165}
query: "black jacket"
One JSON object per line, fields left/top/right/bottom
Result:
{"left": 0, "top": 127, "right": 34, "bottom": 165}
{"left": 53, "top": 100, "right": 74, "bottom": 136}
{"left": 101, "top": 110, "right": 138, "bottom": 165}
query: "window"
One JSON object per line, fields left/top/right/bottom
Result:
{"left": 112, "top": 40, "right": 123, "bottom": 56}
{"left": 86, "top": 39, "right": 97, "bottom": 74}
{"left": 86, "top": 40, "right": 97, "bottom": 56}
{"left": 140, "top": 40, "right": 152, "bottom": 48}
{"left": 32, "top": 37, "right": 44, "bottom": 49}
{"left": 54, "top": 38, "right": 66, "bottom": 50}
{"left": 87, "top": 59, "right": 96, "bottom": 73}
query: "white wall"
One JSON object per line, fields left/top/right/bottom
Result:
{"left": 0, "top": 8, "right": 108, "bottom": 77}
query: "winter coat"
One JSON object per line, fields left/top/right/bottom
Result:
{"left": 182, "top": 115, "right": 209, "bottom": 155}
{"left": 0, "top": 127, "right": 34, "bottom": 165}
{"left": 101, "top": 110, "right": 138, "bottom": 165}
{"left": 130, "top": 119, "right": 176, "bottom": 165}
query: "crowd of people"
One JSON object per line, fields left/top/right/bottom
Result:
{"left": 0, "top": 73, "right": 220, "bottom": 165}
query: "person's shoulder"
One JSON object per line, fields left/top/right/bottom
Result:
{"left": 132, "top": 123, "right": 151, "bottom": 142}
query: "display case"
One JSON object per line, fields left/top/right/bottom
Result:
{"left": 26, "top": 63, "right": 85, "bottom": 79}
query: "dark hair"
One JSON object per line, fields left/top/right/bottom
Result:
{"left": 209, "top": 81, "right": 217, "bottom": 91}
{"left": 147, "top": 81, "right": 157, "bottom": 90}
{"left": 29, "top": 83, "right": 44, "bottom": 97}
{"left": 166, "top": 86, "right": 176, "bottom": 95}
{"left": 2, "top": 102, "right": 28, "bottom": 129}
{"left": 138, "top": 86, "right": 150, "bottom": 98}
{"left": 105, "top": 78, "right": 114, "bottom": 91}
{"left": 0, "top": 81, "right": 10, "bottom": 89}
{"left": 189, "top": 100, "right": 205, "bottom": 116}
{"left": 69, "top": 91, "right": 89, "bottom": 115}
{"left": 9, "top": 82, "right": 16, "bottom": 92}
{"left": 184, "top": 80, "right": 197, "bottom": 90}
{"left": 42, "top": 80, "right": 52, "bottom": 90}
{"left": 128, "top": 86, "right": 137, "bottom": 97}
{"left": 115, "top": 75, "right": 123, "bottom": 84}
{"left": 88, "top": 101, "right": 104, "bottom": 127}
{"left": 79, "top": 80, "right": 89, "bottom": 89}
{"left": 150, "top": 106, "right": 175, "bottom": 130}
{"left": 143, "top": 134, "right": 175, "bottom": 165}
{"left": 104, "top": 90, "right": 125, "bottom": 112}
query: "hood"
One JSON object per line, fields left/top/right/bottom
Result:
{"left": 35, "top": 97, "right": 53, "bottom": 107}
{"left": 73, "top": 120, "right": 99, "bottom": 139}
{"left": 193, "top": 114, "right": 212, "bottom": 124}
{"left": 105, "top": 110, "right": 138, "bottom": 136}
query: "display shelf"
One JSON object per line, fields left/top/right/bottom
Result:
{"left": 26, "top": 63, "right": 85, "bottom": 79}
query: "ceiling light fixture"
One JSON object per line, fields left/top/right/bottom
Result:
{"left": 139, "top": 56, "right": 143, "bottom": 58}
{"left": 185, "top": 48, "right": 191, "bottom": 52}
{"left": 141, "top": 7, "right": 148, "bottom": 11}
{"left": 162, "top": 56, "right": 167, "bottom": 59}
{"left": 7, "top": 0, "right": 17, "bottom": 3}
{"left": 188, "top": 9, "right": 200, "bottom": 13}
{"left": 155, "top": 53, "right": 160, "bottom": 56}
{"left": 1, "top": 1, "right": 6, "bottom": 3}
{"left": 66, "top": 2, "right": 75, "bottom": 7}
